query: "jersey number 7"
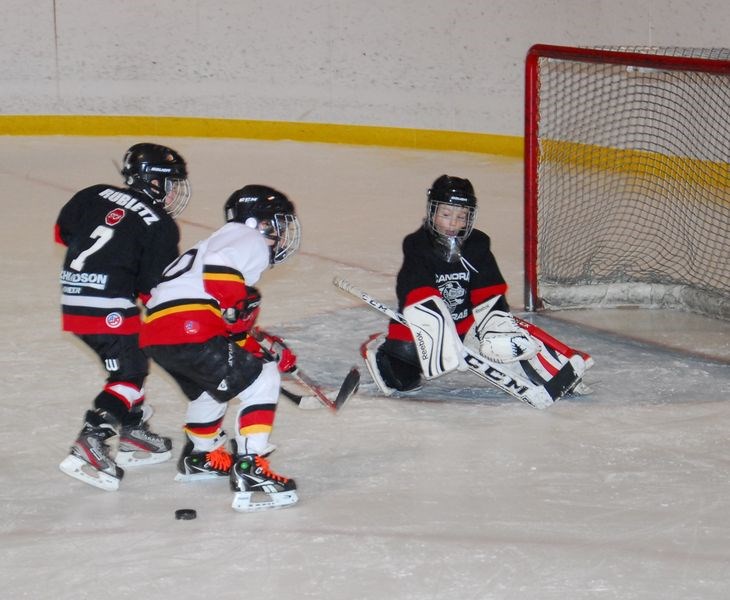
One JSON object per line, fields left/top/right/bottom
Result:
{"left": 69, "top": 225, "right": 115, "bottom": 271}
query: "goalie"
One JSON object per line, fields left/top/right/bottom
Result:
{"left": 362, "top": 174, "right": 590, "bottom": 401}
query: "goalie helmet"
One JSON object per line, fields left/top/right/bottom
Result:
{"left": 224, "top": 185, "right": 302, "bottom": 265}
{"left": 425, "top": 174, "right": 477, "bottom": 262}
{"left": 121, "top": 143, "right": 191, "bottom": 217}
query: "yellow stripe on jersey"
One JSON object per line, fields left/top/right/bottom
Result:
{"left": 144, "top": 302, "right": 221, "bottom": 323}
{"left": 203, "top": 272, "right": 245, "bottom": 284}
{"left": 203, "top": 264, "right": 244, "bottom": 280}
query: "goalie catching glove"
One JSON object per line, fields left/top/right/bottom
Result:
{"left": 473, "top": 297, "right": 540, "bottom": 364}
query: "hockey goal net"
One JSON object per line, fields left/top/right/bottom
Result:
{"left": 524, "top": 44, "right": 729, "bottom": 319}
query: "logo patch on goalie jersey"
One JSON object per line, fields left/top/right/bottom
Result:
{"left": 439, "top": 280, "right": 466, "bottom": 309}
{"left": 105, "top": 208, "right": 126, "bottom": 226}
{"left": 105, "top": 312, "right": 123, "bottom": 329}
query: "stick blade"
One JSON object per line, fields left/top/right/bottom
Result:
{"left": 334, "top": 367, "right": 360, "bottom": 411}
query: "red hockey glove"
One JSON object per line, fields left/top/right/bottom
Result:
{"left": 277, "top": 347, "right": 297, "bottom": 373}
{"left": 223, "top": 286, "right": 261, "bottom": 335}
{"left": 251, "top": 327, "right": 297, "bottom": 373}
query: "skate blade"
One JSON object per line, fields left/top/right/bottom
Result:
{"left": 174, "top": 471, "right": 228, "bottom": 483}
{"left": 116, "top": 449, "right": 172, "bottom": 467}
{"left": 59, "top": 455, "right": 121, "bottom": 492}
{"left": 231, "top": 490, "right": 299, "bottom": 513}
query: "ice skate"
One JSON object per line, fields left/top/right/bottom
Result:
{"left": 230, "top": 453, "right": 298, "bottom": 513}
{"left": 59, "top": 410, "right": 124, "bottom": 492}
{"left": 174, "top": 439, "right": 233, "bottom": 482}
{"left": 116, "top": 407, "right": 172, "bottom": 467}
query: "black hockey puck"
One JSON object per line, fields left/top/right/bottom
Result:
{"left": 174, "top": 508, "right": 197, "bottom": 520}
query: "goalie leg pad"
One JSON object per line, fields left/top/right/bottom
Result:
{"left": 403, "top": 295, "right": 465, "bottom": 379}
{"left": 515, "top": 317, "right": 594, "bottom": 370}
{"left": 361, "top": 334, "right": 421, "bottom": 396}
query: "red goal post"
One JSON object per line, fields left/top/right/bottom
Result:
{"left": 523, "top": 44, "right": 729, "bottom": 319}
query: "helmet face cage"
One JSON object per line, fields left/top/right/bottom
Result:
{"left": 121, "top": 144, "right": 190, "bottom": 217}
{"left": 426, "top": 200, "right": 477, "bottom": 262}
{"left": 425, "top": 175, "right": 478, "bottom": 263}
{"left": 267, "top": 213, "right": 302, "bottom": 264}
{"left": 162, "top": 178, "right": 192, "bottom": 218}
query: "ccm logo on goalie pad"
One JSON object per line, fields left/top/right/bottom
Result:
{"left": 464, "top": 354, "right": 530, "bottom": 397}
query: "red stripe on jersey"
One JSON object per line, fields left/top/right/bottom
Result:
{"left": 203, "top": 266, "right": 246, "bottom": 310}
{"left": 404, "top": 286, "right": 440, "bottom": 307}
{"left": 455, "top": 314, "right": 474, "bottom": 336}
{"left": 53, "top": 223, "right": 66, "bottom": 246}
{"left": 471, "top": 283, "right": 508, "bottom": 306}
{"left": 387, "top": 321, "right": 413, "bottom": 341}
{"left": 387, "top": 306, "right": 474, "bottom": 339}
{"left": 62, "top": 313, "right": 141, "bottom": 335}
{"left": 139, "top": 306, "right": 226, "bottom": 346}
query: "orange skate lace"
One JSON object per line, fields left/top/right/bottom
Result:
{"left": 206, "top": 447, "right": 233, "bottom": 471}
{"left": 254, "top": 455, "right": 288, "bottom": 482}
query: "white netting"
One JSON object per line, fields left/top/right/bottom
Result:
{"left": 528, "top": 46, "right": 729, "bottom": 319}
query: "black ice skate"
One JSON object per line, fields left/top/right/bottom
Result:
{"left": 175, "top": 440, "right": 233, "bottom": 482}
{"left": 230, "top": 453, "right": 298, "bottom": 513}
{"left": 59, "top": 410, "right": 124, "bottom": 492}
{"left": 116, "top": 407, "right": 172, "bottom": 467}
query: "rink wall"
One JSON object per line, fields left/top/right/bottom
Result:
{"left": 0, "top": 0, "right": 726, "bottom": 152}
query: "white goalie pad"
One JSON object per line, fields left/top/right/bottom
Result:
{"left": 473, "top": 298, "right": 541, "bottom": 364}
{"left": 403, "top": 295, "right": 465, "bottom": 379}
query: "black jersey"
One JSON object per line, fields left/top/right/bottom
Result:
{"left": 55, "top": 184, "right": 180, "bottom": 335}
{"left": 389, "top": 226, "right": 509, "bottom": 341}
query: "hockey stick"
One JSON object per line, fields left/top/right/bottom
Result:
{"left": 251, "top": 327, "right": 360, "bottom": 413}
{"left": 332, "top": 276, "right": 583, "bottom": 409}
{"left": 288, "top": 365, "right": 360, "bottom": 413}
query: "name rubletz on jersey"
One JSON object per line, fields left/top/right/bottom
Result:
{"left": 98, "top": 188, "right": 160, "bottom": 225}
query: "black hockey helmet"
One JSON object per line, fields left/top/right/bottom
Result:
{"left": 121, "top": 143, "right": 191, "bottom": 217}
{"left": 224, "top": 184, "right": 301, "bottom": 265}
{"left": 425, "top": 174, "right": 478, "bottom": 262}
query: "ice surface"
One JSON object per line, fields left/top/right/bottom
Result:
{"left": 0, "top": 137, "right": 728, "bottom": 600}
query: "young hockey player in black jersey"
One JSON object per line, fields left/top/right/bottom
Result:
{"left": 56, "top": 143, "right": 191, "bottom": 491}
{"left": 362, "top": 174, "right": 590, "bottom": 402}
{"left": 140, "top": 185, "right": 302, "bottom": 512}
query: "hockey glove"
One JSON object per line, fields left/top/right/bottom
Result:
{"left": 223, "top": 286, "right": 262, "bottom": 336}
{"left": 251, "top": 327, "right": 298, "bottom": 373}
{"left": 477, "top": 310, "right": 541, "bottom": 364}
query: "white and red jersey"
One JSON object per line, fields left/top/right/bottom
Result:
{"left": 139, "top": 222, "right": 270, "bottom": 347}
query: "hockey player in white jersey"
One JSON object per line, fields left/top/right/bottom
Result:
{"left": 140, "top": 185, "right": 302, "bottom": 512}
